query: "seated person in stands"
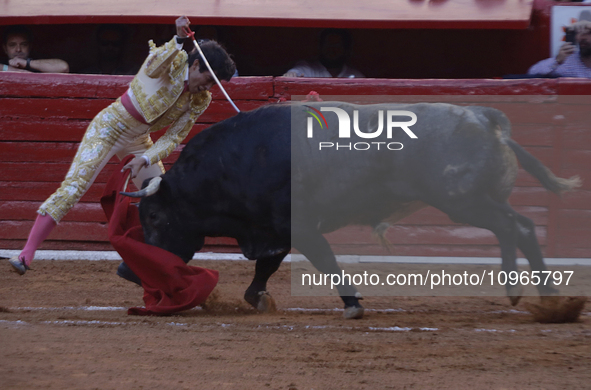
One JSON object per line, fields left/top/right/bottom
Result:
{"left": 283, "top": 29, "right": 364, "bottom": 78}
{"left": 81, "top": 24, "right": 137, "bottom": 75}
{"left": 528, "top": 20, "right": 591, "bottom": 78}
{"left": 1, "top": 25, "right": 69, "bottom": 73}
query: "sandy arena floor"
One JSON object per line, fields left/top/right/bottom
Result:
{"left": 1, "top": 259, "right": 590, "bottom": 390}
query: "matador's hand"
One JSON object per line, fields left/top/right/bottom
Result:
{"left": 176, "top": 16, "right": 191, "bottom": 38}
{"left": 122, "top": 156, "right": 148, "bottom": 179}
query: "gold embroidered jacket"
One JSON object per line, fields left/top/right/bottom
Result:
{"left": 131, "top": 37, "right": 212, "bottom": 165}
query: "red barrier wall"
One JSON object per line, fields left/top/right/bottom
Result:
{"left": 0, "top": 73, "right": 590, "bottom": 258}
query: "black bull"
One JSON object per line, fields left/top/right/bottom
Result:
{"left": 122, "top": 102, "right": 580, "bottom": 319}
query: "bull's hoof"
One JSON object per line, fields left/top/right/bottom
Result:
{"left": 507, "top": 284, "right": 524, "bottom": 306}
{"left": 116, "top": 262, "right": 142, "bottom": 287}
{"left": 538, "top": 284, "right": 560, "bottom": 297}
{"left": 343, "top": 305, "right": 364, "bottom": 320}
{"left": 256, "top": 291, "right": 277, "bottom": 313}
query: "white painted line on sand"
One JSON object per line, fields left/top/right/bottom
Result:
{"left": 0, "top": 250, "right": 250, "bottom": 261}
{"left": 0, "top": 319, "right": 580, "bottom": 335}
{"left": 11, "top": 306, "right": 579, "bottom": 318}
{"left": 15, "top": 306, "right": 127, "bottom": 311}
{"left": 2, "top": 250, "right": 590, "bottom": 266}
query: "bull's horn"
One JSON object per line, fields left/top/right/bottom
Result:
{"left": 120, "top": 176, "right": 162, "bottom": 198}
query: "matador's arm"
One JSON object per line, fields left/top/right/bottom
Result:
{"left": 143, "top": 92, "right": 212, "bottom": 165}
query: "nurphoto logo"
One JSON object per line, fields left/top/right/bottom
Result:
{"left": 304, "top": 106, "right": 418, "bottom": 151}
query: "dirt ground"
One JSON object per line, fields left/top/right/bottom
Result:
{"left": 1, "top": 259, "right": 590, "bottom": 390}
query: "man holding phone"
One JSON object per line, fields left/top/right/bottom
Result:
{"left": 528, "top": 20, "right": 591, "bottom": 77}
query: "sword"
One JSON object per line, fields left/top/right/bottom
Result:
{"left": 183, "top": 26, "right": 240, "bottom": 113}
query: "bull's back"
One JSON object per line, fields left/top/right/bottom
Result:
{"left": 291, "top": 102, "right": 517, "bottom": 230}
{"left": 170, "top": 104, "right": 292, "bottom": 228}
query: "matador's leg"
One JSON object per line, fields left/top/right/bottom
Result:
{"left": 12, "top": 101, "right": 145, "bottom": 273}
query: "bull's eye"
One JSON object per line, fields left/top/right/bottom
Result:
{"left": 149, "top": 212, "right": 157, "bottom": 220}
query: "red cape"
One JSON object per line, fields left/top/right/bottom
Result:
{"left": 101, "top": 156, "right": 218, "bottom": 316}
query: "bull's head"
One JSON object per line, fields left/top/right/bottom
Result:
{"left": 120, "top": 176, "right": 203, "bottom": 262}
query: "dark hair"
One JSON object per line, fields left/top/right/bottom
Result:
{"left": 319, "top": 28, "right": 352, "bottom": 51}
{"left": 2, "top": 25, "right": 32, "bottom": 45}
{"left": 188, "top": 39, "right": 236, "bottom": 82}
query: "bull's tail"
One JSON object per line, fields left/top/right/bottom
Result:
{"left": 506, "top": 139, "right": 582, "bottom": 195}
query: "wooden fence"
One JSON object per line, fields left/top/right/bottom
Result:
{"left": 0, "top": 73, "right": 589, "bottom": 258}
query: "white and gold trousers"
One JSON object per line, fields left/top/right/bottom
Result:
{"left": 39, "top": 99, "right": 165, "bottom": 223}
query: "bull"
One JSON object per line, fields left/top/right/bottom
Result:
{"left": 122, "top": 101, "right": 580, "bottom": 319}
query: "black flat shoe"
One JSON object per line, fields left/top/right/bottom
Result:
{"left": 9, "top": 256, "right": 29, "bottom": 275}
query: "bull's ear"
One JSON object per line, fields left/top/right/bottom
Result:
{"left": 143, "top": 176, "right": 174, "bottom": 202}
{"left": 155, "top": 176, "right": 171, "bottom": 197}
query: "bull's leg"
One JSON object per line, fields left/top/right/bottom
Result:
{"left": 514, "top": 213, "right": 558, "bottom": 296}
{"left": 244, "top": 251, "right": 288, "bottom": 312}
{"left": 293, "top": 232, "right": 364, "bottom": 319}
{"left": 436, "top": 197, "right": 523, "bottom": 305}
{"left": 116, "top": 262, "right": 142, "bottom": 286}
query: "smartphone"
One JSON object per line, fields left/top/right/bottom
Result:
{"left": 565, "top": 29, "right": 576, "bottom": 44}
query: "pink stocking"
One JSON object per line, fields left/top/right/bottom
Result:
{"left": 19, "top": 213, "right": 57, "bottom": 267}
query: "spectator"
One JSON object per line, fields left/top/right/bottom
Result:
{"left": 283, "top": 29, "right": 364, "bottom": 78}
{"left": 528, "top": 20, "right": 591, "bottom": 78}
{"left": 82, "top": 24, "right": 137, "bottom": 75}
{"left": 1, "top": 25, "right": 69, "bottom": 73}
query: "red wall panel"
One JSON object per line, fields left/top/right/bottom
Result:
{"left": 1, "top": 73, "right": 589, "bottom": 258}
